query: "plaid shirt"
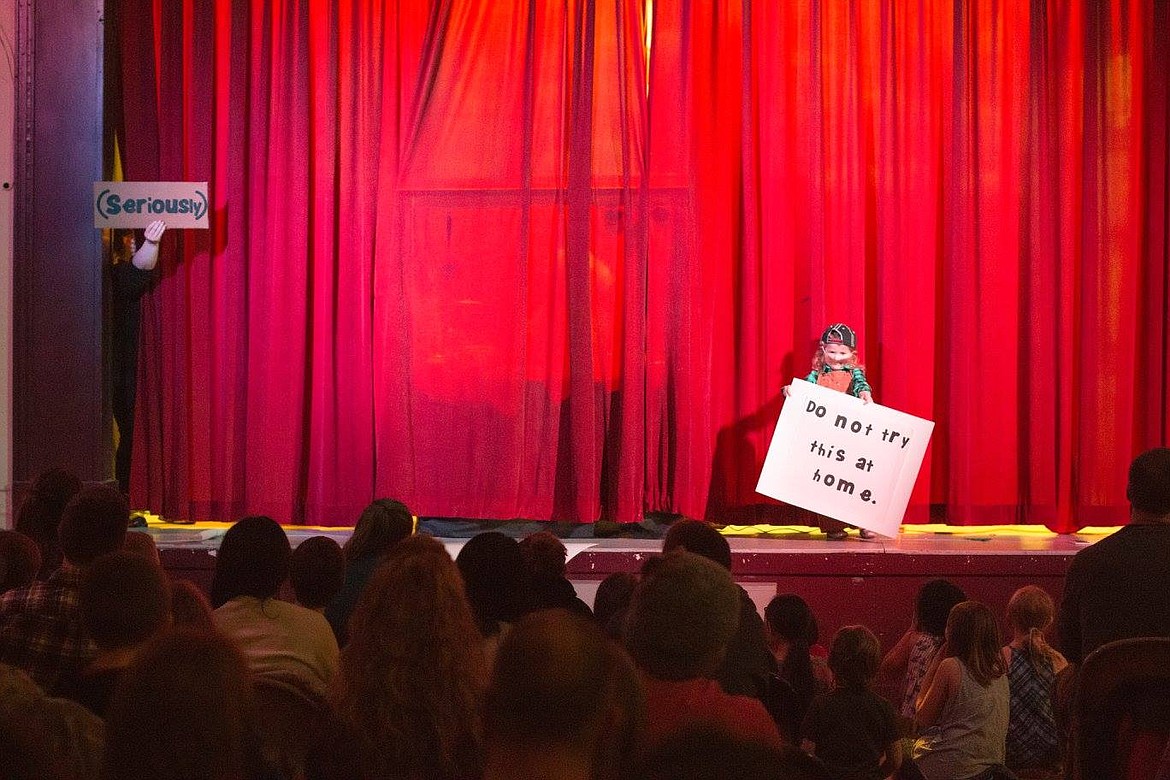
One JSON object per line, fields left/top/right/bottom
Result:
{"left": 0, "top": 566, "right": 95, "bottom": 692}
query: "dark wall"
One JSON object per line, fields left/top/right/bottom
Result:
{"left": 13, "top": 1, "right": 108, "bottom": 487}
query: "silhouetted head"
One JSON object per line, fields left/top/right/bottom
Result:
{"left": 662, "top": 520, "right": 732, "bottom": 571}
{"left": 828, "top": 625, "right": 881, "bottom": 690}
{"left": 343, "top": 498, "right": 414, "bottom": 561}
{"left": 102, "top": 629, "right": 256, "bottom": 780}
{"left": 209, "top": 516, "right": 290, "bottom": 608}
{"left": 456, "top": 532, "right": 533, "bottom": 635}
{"left": 0, "top": 531, "right": 42, "bottom": 593}
{"left": 625, "top": 551, "right": 739, "bottom": 681}
{"left": 58, "top": 486, "right": 130, "bottom": 567}
{"left": 81, "top": 551, "right": 171, "bottom": 651}
{"left": 1127, "top": 447, "right": 1170, "bottom": 521}
{"left": 290, "top": 536, "right": 345, "bottom": 609}
{"left": 915, "top": 579, "right": 967, "bottom": 637}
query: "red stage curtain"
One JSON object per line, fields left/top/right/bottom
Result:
{"left": 118, "top": 0, "right": 1170, "bottom": 529}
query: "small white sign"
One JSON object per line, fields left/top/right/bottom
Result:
{"left": 94, "top": 181, "right": 210, "bottom": 228}
{"left": 756, "top": 380, "right": 934, "bottom": 537}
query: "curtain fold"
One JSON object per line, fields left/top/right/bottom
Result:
{"left": 121, "top": 0, "right": 1169, "bottom": 530}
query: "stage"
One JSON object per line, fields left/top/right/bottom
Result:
{"left": 148, "top": 519, "right": 1107, "bottom": 663}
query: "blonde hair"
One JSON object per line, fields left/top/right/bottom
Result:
{"left": 1006, "top": 586, "right": 1066, "bottom": 671}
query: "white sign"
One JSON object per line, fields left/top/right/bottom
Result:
{"left": 93, "top": 181, "right": 209, "bottom": 228}
{"left": 756, "top": 380, "right": 934, "bottom": 537}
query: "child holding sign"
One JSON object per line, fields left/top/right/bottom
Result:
{"left": 784, "top": 323, "right": 874, "bottom": 539}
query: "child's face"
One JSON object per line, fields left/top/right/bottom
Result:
{"left": 822, "top": 343, "right": 854, "bottom": 366}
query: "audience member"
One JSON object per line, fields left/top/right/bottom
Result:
{"left": 1058, "top": 447, "right": 1170, "bottom": 664}
{"left": 210, "top": 516, "right": 339, "bottom": 699}
{"left": 0, "top": 662, "right": 104, "bottom": 780}
{"left": 0, "top": 530, "right": 41, "bottom": 594}
{"left": 625, "top": 549, "right": 782, "bottom": 750}
{"left": 765, "top": 593, "right": 832, "bottom": 743}
{"left": 801, "top": 625, "right": 901, "bottom": 780}
{"left": 170, "top": 580, "right": 217, "bottom": 632}
{"left": 0, "top": 485, "right": 128, "bottom": 690}
{"left": 101, "top": 628, "right": 269, "bottom": 780}
{"left": 291, "top": 536, "right": 345, "bottom": 612}
{"left": 121, "top": 530, "right": 162, "bottom": 568}
{"left": 13, "top": 468, "right": 82, "bottom": 579}
{"left": 315, "top": 534, "right": 486, "bottom": 780}
{"left": 912, "top": 601, "right": 1009, "bottom": 780}
{"left": 456, "top": 531, "right": 534, "bottom": 649}
{"left": 594, "top": 571, "right": 638, "bottom": 640}
{"left": 518, "top": 531, "right": 593, "bottom": 616}
{"left": 662, "top": 520, "right": 777, "bottom": 706}
{"left": 1002, "top": 585, "right": 1065, "bottom": 775}
{"left": 635, "top": 725, "right": 832, "bottom": 780}
{"left": 324, "top": 498, "right": 413, "bottom": 645}
{"left": 57, "top": 552, "right": 171, "bottom": 717}
{"left": 881, "top": 578, "right": 967, "bottom": 723}
{"left": 483, "top": 609, "right": 645, "bottom": 780}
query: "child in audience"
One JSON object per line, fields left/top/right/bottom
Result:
{"left": 57, "top": 551, "right": 171, "bottom": 717}
{"left": 593, "top": 571, "right": 638, "bottom": 640}
{"left": 0, "top": 531, "right": 41, "bottom": 594}
{"left": 13, "top": 468, "right": 81, "bottom": 579}
{"left": 765, "top": 593, "right": 832, "bottom": 743}
{"left": 881, "top": 579, "right": 967, "bottom": 726}
{"left": 801, "top": 625, "right": 901, "bottom": 780}
{"left": 169, "top": 580, "right": 217, "bottom": 632}
{"left": 290, "top": 536, "right": 345, "bottom": 613}
{"left": 210, "top": 517, "right": 339, "bottom": 700}
{"left": 912, "top": 601, "right": 1009, "bottom": 780}
{"left": 1002, "top": 585, "right": 1066, "bottom": 775}
{"left": 783, "top": 323, "right": 875, "bottom": 539}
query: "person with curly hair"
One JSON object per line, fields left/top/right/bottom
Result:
{"left": 316, "top": 534, "right": 487, "bottom": 780}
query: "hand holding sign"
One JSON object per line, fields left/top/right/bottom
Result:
{"left": 756, "top": 380, "right": 934, "bottom": 537}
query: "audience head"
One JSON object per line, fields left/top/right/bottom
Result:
{"left": 637, "top": 726, "right": 832, "bottom": 780}
{"left": 169, "top": 580, "right": 217, "bottom": 632}
{"left": 456, "top": 531, "right": 533, "bottom": 636}
{"left": 343, "top": 498, "right": 414, "bottom": 561}
{"left": 624, "top": 550, "right": 739, "bottom": 681}
{"left": 662, "top": 519, "right": 733, "bottom": 571}
{"left": 14, "top": 468, "right": 82, "bottom": 576}
{"left": 827, "top": 625, "right": 881, "bottom": 690}
{"left": 122, "top": 530, "right": 162, "bottom": 567}
{"left": 102, "top": 629, "right": 257, "bottom": 780}
{"left": 58, "top": 485, "right": 130, "bottom": 567}
{"left": 945, "top": 600, "right": 1006, "bottom": 686}
{"left": 1006, "top": 584, "right": 1055, "bottom": 635}
{"left": 485, "top": 610, "right": 645, "bottom": 777}
{"left": 81, "top": 551, "right": 171, "bottom": 651}
{"left": 764, "top": 593, "right": 819, "bottom": 650}
{"left": 290, "top": 536, "right": 345, "bottom": 610}
{"left": 915, "top": 578, "right": 967, "bottom": 637}
{"left": 0, "top": 531, "right": 42, "bottom": 593}
{"left": 209, "top": 516, "right": 290, "bottom": 608}
{"left": 518, "top": 530, "right": 569, "bottom": 580}
{"left": 339, "top": 534, "right": 485, "bottom": 780}
{"left": 1127, "top": 447, "right": 1170, "bottom": 521}
{"left": 594, "top": 571, "right": 639, "bottom": 639}
{"left": 1006, "top": 585, "right": 1064, "bottom": 670}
